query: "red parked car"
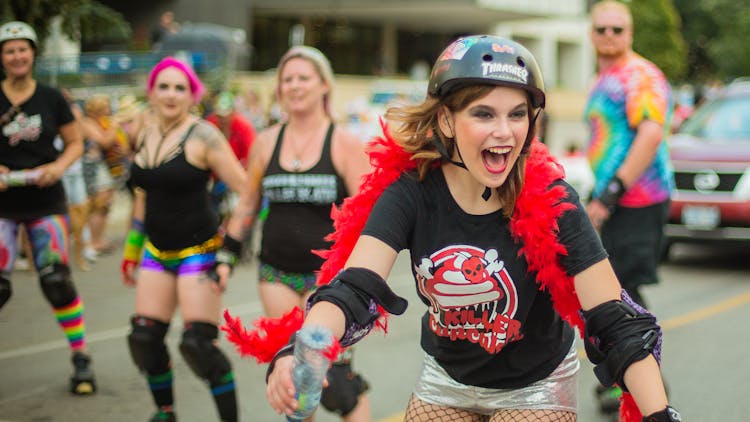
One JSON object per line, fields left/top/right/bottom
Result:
{"left": 664, "top": 79, "right": 750, "bottom": 258}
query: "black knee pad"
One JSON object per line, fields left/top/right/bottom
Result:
{"left": 320, "top": 361, "right": 369, "bottom": 416}
{"left": 179, "top": 322, "right": 232, "bottom": 385}
{"left": 128, "top": 315, "right": 170, "bottom": 374}
{"left": 38, "top": 263, "right": 77, "bottom": 307}
{"left": 0, "top": 276, "right": 11, "bottom": 309}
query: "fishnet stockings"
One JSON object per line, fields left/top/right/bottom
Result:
{"left": 489, "top": 409, "right": 576, "bottom": 422}
{"left": 404, "top": 394, "right": 576, "bottom": 422}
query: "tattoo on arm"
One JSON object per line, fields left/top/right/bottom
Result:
{"left": 196, "top": 122, "right": 224, "bottom": 150}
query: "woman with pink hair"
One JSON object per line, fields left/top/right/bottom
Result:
{"left": 120, "top": 56, "right": 247, "bottom": 422}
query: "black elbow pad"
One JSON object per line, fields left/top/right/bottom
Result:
{"left": 582, "top": 299, "right": 661, "bottom": 390}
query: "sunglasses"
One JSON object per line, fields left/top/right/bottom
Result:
{"left": 595, "top": 26, "right": 625, "bottom": 35}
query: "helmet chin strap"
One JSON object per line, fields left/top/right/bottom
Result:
{"left": 522, "top": 109, "right": 542, "bottom": 152}
{"left": 481, "top": 186, "right": 492, "bottom": 201}
{"left": 430, "top": 135, "right": 493, "bottom": 201}
{"left": 430, "top": 135, "right": 466, "bottom": 170}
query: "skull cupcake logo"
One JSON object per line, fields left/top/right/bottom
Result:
{"left": 415, "top": 245, "right": 522, "bottom": 354}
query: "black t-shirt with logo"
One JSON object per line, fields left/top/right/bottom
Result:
{"left": 0, "top": 84, "right": 74, "bottom": 219}
{"left": 362, "top": 168, "right": 608, "bottom": 389}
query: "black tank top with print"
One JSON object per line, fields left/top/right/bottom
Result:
{"left": 130, "top": 123, "right": 219, "bottom": 250}
{"left": 260, "top": 123, "right": 347, "bottom": 273}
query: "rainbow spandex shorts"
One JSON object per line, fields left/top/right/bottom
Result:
{"left": 140, "top": 235, "right": 222, "bottom": 276}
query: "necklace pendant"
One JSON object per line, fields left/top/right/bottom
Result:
{"left": 292, "top": 159, "right": 301, "bottom": 171}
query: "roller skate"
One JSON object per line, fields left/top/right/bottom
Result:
{"left": 150, "top": 409, "right": 176, "bottom": 422}
{"left": 70, "top": 351, "right": 97, "bottom": 395}
{"left": 594, "top": 384, "right": 622, "bottom": 416}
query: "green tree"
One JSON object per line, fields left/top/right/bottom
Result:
{"left": 1, "top": 0, "right": 131, "bottom": 52}
{"left": 672, "top": 0, "right": 718, "bottom": 82}
{"left": 629, "top": 0, "right": 688, "bottom": 81}
{"left": 674, "top": 0, "right": 750, "bottom": 82}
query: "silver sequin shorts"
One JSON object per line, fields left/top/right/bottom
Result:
{"left": 413, "top": 344, "right": 579, "bottom": 415}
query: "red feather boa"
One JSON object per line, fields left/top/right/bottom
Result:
{"left": 222, "top": 307, "right": 304, "bottom": 364}
{"left": 222, "top": 120, "right": 640, "bottom": 421}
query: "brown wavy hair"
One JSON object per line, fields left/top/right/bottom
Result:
{"left": 384, "top": 85, "right": 535, "bottom": 218}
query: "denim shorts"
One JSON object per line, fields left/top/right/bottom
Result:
{"left": 62, "top": 171, "right": 88, "bottom": 205}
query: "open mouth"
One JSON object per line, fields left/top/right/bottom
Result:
{"left": 482, "top": 146, "right": 512, "bottom": 174}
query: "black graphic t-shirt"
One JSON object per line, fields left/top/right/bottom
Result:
{"left": 0, "top": 84, "right": 74, "bottom": 219}
{"left": 362, "top": 168, "right": 608, "bottom": 389}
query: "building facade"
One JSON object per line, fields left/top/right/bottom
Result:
{"left": 248, "top": 0, "right": 592, "bottom": 92}
{"left": 99, "top": 0, "right": 592, "bottom": 91}
{"left": 87, "top": 0, "right": 594, "bottom": 151}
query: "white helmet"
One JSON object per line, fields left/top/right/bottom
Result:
{"left": 0, "top": 21, "right": 38, "bottom": 48}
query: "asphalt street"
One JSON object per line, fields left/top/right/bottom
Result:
{"left": 1, "top": 205, "right": 749, "bottom": 421}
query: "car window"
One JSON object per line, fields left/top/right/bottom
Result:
{"left": 681, "top": 96, "right": 750, "bottom": 140}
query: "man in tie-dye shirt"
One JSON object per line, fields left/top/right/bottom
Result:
{"left": 583, "top": 1, "right": 675, "bottom": 417}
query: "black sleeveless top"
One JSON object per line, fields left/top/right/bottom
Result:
{"left": 260, "top": 123, "right": 347, "bottom": 273}
{"left": 130, "top": 123, "right": 219, "bottom": 250}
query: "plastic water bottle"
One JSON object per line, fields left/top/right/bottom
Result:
{"left": 286, "top": 325, "right": 334, "bottom": 421}
{"left": 0, "top": 169, "right": 41, "bottom": 187}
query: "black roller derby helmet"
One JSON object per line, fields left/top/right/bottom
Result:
{"left": 428, "top": 35, "right": 545, "bottom": 109}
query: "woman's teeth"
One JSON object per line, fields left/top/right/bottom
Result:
{"left": 486, "top": 146, "right": 512, "bottom": 155}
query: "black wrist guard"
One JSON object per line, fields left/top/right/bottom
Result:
{"left": 597, "top": 176, "right": 626, "bottom": 212}
{"left": 265, "top": 332, "right": 296, "bottom": 383}
{"left": 208, "top": 234, "right": 242, "bottom": 282}
{"left": 643, "top": 406, "right": 682, "bottom": 422}
{"left": 219, "top": 234, "right": 242, "bottom": 265}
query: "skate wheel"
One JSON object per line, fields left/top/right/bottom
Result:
{"left": 71, "top": 380, "right": 96, "bottom": 395}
